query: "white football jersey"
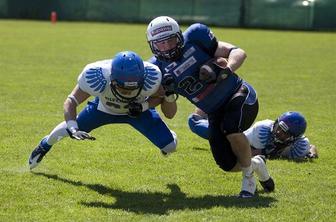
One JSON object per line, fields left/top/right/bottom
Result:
{"left": 244, "top": 119, "right": 310, "bottom": 159}
{"left": 78, "top": 60, "right": 161, "bottom": 115}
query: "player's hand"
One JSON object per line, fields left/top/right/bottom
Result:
{"left": 70, "top": 130, "right": 96, "bottom": 140}
{"left": 162, "top": 73, "right": 175, "bottom": 96}
{"left": 199, "top": 59, "right": 233, "bottom": 83}
{"left": 305, "top": 144, "right": 318, "bottom": 159}
{"left": 128, "top": 101, "right": 143, "bottom": 118}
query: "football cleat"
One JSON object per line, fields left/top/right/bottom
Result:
{"left": 252, "top": 155, "right": 275, "bottom": 192}
{"left": 28, "top": 144, "right": 48, "bottom": 169}
{"left": 260, "top": 178, "right": 275, "bottom": 193}
{"left": 239, "top": 174, "right": 257, "bottom": 198}
{"left": 238, "top": 190, "right": 255, "bottom": 198}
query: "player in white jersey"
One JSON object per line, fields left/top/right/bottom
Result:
{"left": 28, "top": 51, "right": 178, "bottom": 169}
{"left": 189, "top": 110, "right": 318, "bottom": 159}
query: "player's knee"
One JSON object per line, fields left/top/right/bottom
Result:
{"left": 220, "top": 121, "right": 238, "bottom": 135}
{"left": 161, "top": 130, "right": 178, "bottom": 155}
{"left": 212, "top": 156, "right": 236, "bottom": 171}
{"left": 210, "top": 143, "right": 237, "bottom": 171}
{"left": 188, "top": 114, "right": 209, "bottom": 139}
{"left": 217, "top": 162, "right": 235, "bottom": 172}
{"left": 188, "top": 114, "right": 198, "bottom": 132}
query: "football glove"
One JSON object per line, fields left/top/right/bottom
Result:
{"left": 68, "top": 129, "right": 96, "bottom": 140}
{"left": 128, "top": 101, "right": 143, "bottom": 118}
{"left": 162, "top": 73, "right": 176, "bottom": 96}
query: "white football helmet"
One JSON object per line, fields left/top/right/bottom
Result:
{"left": 146, "top": 16, "right": 184, "bottom": 61}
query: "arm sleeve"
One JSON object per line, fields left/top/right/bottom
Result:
{"left": 282, "top": 137, "right": 311, "bottom": 159}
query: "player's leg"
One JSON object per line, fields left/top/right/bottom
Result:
{"left": 252, "top": 155, "right": 275, "bottom": 192}
{"left": 128, "top": 108, "right": 177, "bottom": 155}
{"left": 207, "top": 110, "right": 257, "bottom": 197}
{"left": 28, "top": 120, "right": 72, "bottom": 169}
{"left": 209, "top": 82, "right": 260, "bottom": 197}
{"left": 227, "top": 83, "right": 274, "bottom": 196}
{"left": 29, "top": 98, "right": 114, "bottom": 169}
{"left": 188, "top": 113, "right": 209, "bottom": 140}
{"left": 188, "top": 107, "right": 209, "bottom": 139}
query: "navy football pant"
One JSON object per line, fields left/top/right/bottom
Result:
{"left": 208, "top": 82, "right": 259, "bottom": 171}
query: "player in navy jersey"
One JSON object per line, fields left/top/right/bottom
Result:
{"left": 28, "top": 51, "right": 178, "bottom": 170}
{"left": 189, "top": 110, "right": 318, "bottom": 159}
{"left": 146, "top": 16, "right": 274, "bottom": 197}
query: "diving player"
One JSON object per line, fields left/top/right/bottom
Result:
{"left": 29, "top": 51, "right": 178, "bottom": 169}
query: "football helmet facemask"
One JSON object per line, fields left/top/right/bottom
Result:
{"left": 146, "top": 16, "right": 184, "bottom": 61}
{"left": 272, "top": 111, "right": 307, "bottom": 143}
{"left": 110, "top": 51, "right": 145, "bottom": 102}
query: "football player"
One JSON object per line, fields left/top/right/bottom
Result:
{"left": 146, "top": 16, "right": 274, "bottom": 197}
{"left": 29, "top": 51, "right": 178, "bottom": 169}
{"left": 189, "top": 110, "right": 318, "bottom": 159}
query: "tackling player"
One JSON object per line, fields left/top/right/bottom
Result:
{"left": 146, "top": 16, "right": 274, "bottom": 197}
{"left": 29, "top": 51, "right": 178, "bottom": 169}
{"left": 189, "top": 110, "right": 318, "bottom": 159}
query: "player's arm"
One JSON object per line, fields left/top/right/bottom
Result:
{"left": 147, "top": 85, "right": 177, "bottom": 119}
{"left": 64, "top": 85, "right": 90, "bottom": 122}
{"left": 64, "top": 85, "right": 95, "bottom": 140}
{"left": 214, "top": 41, "right": 247, "bottom": 72}
{"left": 160, "top": 87, "right": 177, "bottom": 119}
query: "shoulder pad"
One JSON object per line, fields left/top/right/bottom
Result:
{"left": 142, "top": 62, "right": 162, "bottom": 97}
{"left": 78, "top": 66, "right": 108, "bottom": 96}
{"left": 184, "top": 23, "right": 215, "bottom": 42}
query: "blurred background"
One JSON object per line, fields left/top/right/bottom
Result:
{"left": 0, "top": 0, "right": 335, "bottom": 30}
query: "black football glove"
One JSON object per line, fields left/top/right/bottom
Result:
{"left": 128, "top": 101, "right": 143, "bottom": 118}
{"left": 199, "top": 59, "right": 233, "bottom": 83}
{"left": 162, "top": 73, "right": 176, "bottom": 96}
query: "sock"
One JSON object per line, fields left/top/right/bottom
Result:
{"left": 251, "top": 156, "right": 270, "bottom": 181}
{"left": 45, "top": 121, "right": 70, "bottom": 145}
{"left": 241, "top": 164, "right": 253, "bottom": 177}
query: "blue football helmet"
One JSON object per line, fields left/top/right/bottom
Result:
{"left": 110, "top": 51, "right": 145, "bottom": 102}
{"left": 273, "top": 111, "right": 307, "bottom": 143}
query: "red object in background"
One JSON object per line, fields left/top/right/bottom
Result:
{"left": 51, "top": 11, "right": 57, "bottom": 24}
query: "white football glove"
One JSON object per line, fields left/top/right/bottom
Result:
{"left": 69, "top": 129, "right": 95, "bottom": 140}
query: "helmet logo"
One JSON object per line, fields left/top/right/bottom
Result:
{"left": 124, "top": 82, "right": 138, "bottom": 88}
{"left": 151, "top": 25, "right": 173, "bottom": 36}
{"left": 278, "top": 121, "right": 289, "bottom": 132}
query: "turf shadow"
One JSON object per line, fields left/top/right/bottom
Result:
{"left": 32, "top": 172, "right": 277, "bottom": 215}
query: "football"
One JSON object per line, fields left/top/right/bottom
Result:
{"left": 199, "top": 57, "right": 229, "bottom": 82}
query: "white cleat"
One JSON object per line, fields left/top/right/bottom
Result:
{"left": 239, "top": 174, "right": 256, "bottom": 198}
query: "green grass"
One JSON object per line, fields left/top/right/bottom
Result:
{"left": 0, "top": 20, "right": 335, "bottom": 221}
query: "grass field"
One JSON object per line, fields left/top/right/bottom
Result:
{"left": 0, "top": 20, "right": 335, "bottom": 221}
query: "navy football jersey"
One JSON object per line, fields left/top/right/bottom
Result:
{"left": 149, "top": 23, "right": 242, "bottom": 113}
